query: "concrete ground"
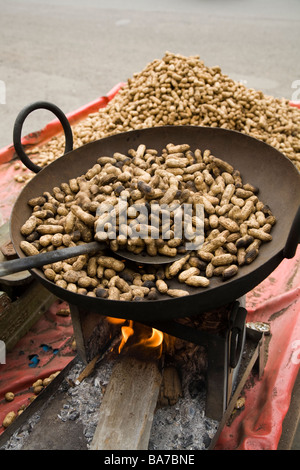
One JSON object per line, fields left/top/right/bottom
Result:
{"left": 0, "top": 0, "right": 299, "bottom": 449}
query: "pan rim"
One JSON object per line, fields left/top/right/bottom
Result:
{"left": 9, "top": 125, "right": 300, "bottom": 320}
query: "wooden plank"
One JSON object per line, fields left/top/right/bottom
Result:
{"left": 0, "top": 240, "right": 17, "bottom": 260}
{"left": 0, "top": 280, "right": 57, "bottom": 351}
{"left": 90, "top": 355, "right": 162, "bottom": 450}
{"left": 69, "top": 305, "right": 122, "bottom": 364}
{"left": 158, "top": 365, "right": 182, "bottom": 406}
{"left": 0, "top": 290, "right": 11, "bottom": 313}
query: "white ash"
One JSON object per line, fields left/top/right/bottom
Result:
{"left": 0, "top": 413, "right": 41, "bottom": 450}
{"left": 149, "top": 397, "right": 218, "bottom": 450}
{"left": 149, "top": 363, "right": 218, "bottom": 450}
{"left": 60, "top": 357, "right": 117, "bottom": 443}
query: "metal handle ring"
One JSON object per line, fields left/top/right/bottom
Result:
{"left": 13, "top": 101, "right": 73, "bottom": 173}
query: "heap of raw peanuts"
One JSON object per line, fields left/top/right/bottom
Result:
{"left": 14, "top": 51, "right": 300, "bottom": 183}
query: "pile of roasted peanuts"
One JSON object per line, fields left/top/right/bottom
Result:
{"left": 14, "top": 51, "right": 300, "bottom": 185}
{"left": 20, "top": 143, "right": 275, "bottom": 301}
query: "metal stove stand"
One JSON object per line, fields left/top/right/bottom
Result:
{"left": 69, "top": 297, "right": 264, "bottom": 423}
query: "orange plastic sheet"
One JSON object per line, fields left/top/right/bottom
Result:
{"left": 0, "top": 300, "right": 75, "bottom": 436}
{"left": 216, "top": 246, "right": 300, "bottom": 450}
{"left": 0, "top": 161, "right": 24, "bottom": 225}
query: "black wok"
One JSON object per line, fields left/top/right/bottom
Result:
{"left": 9, "top": 103, "right": 300, "bottom": 322}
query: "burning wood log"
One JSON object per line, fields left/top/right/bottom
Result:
{"left": 90, "top": 356, "right": 162, "bottom": 450}
{"left": 158, "top": 365, "right": 182, "bottom": 407}
{"left": 90, "top": 324, "right": 163, "bottom": 450}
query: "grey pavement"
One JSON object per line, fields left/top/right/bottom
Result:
{"left": 0, "top": 0, "right": 299, "bottom": 450}
{"left": 0, "top": 0, "right": 299, "bottom": 150}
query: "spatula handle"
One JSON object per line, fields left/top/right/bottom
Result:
{"left": 0, "top": 242, "right": 103, "bottom": 278}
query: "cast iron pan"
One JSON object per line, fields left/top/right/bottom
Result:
{"left": 9, "top": 102, "right": 300, "bottom": 322}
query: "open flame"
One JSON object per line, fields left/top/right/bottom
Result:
{"left": 107, "top": 317, "right": 164, "bottom": 356}
{"left": 119, "top": 323, "right": 134, "bottom": 354}
{"left": 143, "top": 328, "right": 164, "bottom": 349}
